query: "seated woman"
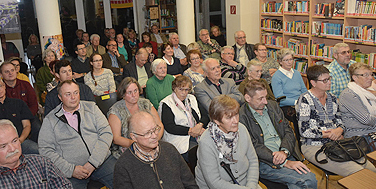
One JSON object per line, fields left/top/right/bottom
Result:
{"left": 297, "top": 65, "right": 376, "bottom": 176}
{"left": 183, "top": 50, "right": 205, "bottom": 88}
{"left": 339, "top": 62, "right": 376, "bottom": 151}
{"left": 159, "top": 75, "right": 209, "bottom": 161}
{"left": 138, "top": 32, "right": 158, "bottom": 56}
{"left": 253, "top": 43, "right": 279, "bottom": 85}
{"left": 162, "top": 42, "right": 183, "bottom": 77}
{"left": 8, "top": 57, "right": 29, "bottom": 83}
{"left": 195, "top": 95, "right": 261, "bottom": 189}
{"left": 84, "top": 53, "right": 116, "bottom": 96}
{"left": 108, "top": 77, "right": 164, "bottom": 159}
{"left": 146, "top": 59, "right": 175, "bottom": 109}
{"left": 210, "top": 25, "right": 226, "bottom": 47}
{"left": 239, "top": 59, "right": 275, "bottom": 100}
{"left": 272, "top": 48, "right": 307, "bottom": 126}
{"left": 36, "top": 49, "right": 56, "bottom": 103}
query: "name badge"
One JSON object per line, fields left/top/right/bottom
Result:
{"left": 101, "top": 94, "right": 110, "bottom": 100}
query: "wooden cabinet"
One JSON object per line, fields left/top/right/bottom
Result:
{"left": 145, "top": 0, "right": 177, "bottom": 33}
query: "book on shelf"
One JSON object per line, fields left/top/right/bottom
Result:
{"left": 310, "top": 40, "right": 334, "bottom": 59}
{"left": 314, "top": 3, "right": 335, "bottom": 16}
{"left": 284, "top": 1, "right": 309, "bottom": 13}
{"left": 311, "top": 21, "right": 343, "bottom": 36}
{"left": 267, "top": 49, "right": 279, "bottom": 60}
{"left": 347, "top": 0, "right": 376, "bottom": 16}
{"left": 287, "top": 38, "right": 308, "bottom": 56}
{"left": 333, "top": 0, "right": 345, "bottom": 17}
{"left": 293, "top": 59, "right": 308, "bottom": 73}
{"left": 345, "top": 25, "right": 375, "bottom": 43}
{"left": 351, "top": 50, "right": 376, "bottom": 68}
{"left": 262, "top": 1, "right": 283, "bottom": 14}
{"left": 261, "top": 18, "right": 283, "bottom": 31}
{"left": 284, "top": 20, "right": 309, "bottom": 34}
{"left": 261, "top": 33, "right": 283, "bottom": 47}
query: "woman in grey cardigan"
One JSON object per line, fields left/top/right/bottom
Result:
{"left": 195, "top": 95, "right": 261, "bottom": 189}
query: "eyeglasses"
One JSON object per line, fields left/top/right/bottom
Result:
{"left": 339, "top": 50, "right": 351, "bottom": 55}
{"left": 258, "top": 49, "right": 267, "bottom": 52}
{"left": 11, "top": 64, "right": 20, "bottom": 67}
{"left": 190, "top": 57, "right": 201, "bottom": 61}
{"left": 223, "top": 52, "right": 234, "bottom": 55}
{"left": 108, "top": 44, "right": 117, "bottom": 47}
{"left": 282, "top": 58, "right": 294, "bottom": 62}
{"left": 93, "top": 59, "right": 103, "bottom": 63}
{"left": 354, "top": 72, "right": 375, "bottom": 77}
{"left": 316, "top": 76, "right": 332, "bottom": 83}
{"left": 132, "top": 125, "right": 161, "bottom": 138}
{"left": 236, "top": 36, "right": 246, "bottom": 39}
{"left": 178, "top": 88, "right": 191, "bottom": 92}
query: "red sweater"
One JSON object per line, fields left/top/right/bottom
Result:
{"left": 138, "top": 41, "right": 158, "bottom": 56}
{"left": 6, "top": 79, "right": 38, "bottom": 115}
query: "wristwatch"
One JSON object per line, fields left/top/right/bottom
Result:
{"left": 282, "top": 149, "right": 290, "bottom": 156}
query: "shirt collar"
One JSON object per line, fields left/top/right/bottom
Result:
{"left": 236, "top": 43, "right": 244, "bottom": 49}
{"left": 62, "top": 104, "right": 80, "bottom": 114}
{"left": 248, "top": 103, "right": 268, "bottom": 116}
{"left": 278, "top": 67, "right": 294, "bottom": 75}
{"left": 205, "top": 77, "right": 223, "bottom": 85}
{"left": 77, "top": 56, "right": 87, "bottom": 62}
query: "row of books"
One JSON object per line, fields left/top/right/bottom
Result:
{"left": 310, "top": 43, "right": 335, "bottom": 59}
{"left": 261, "top": 33, "right": 283, "bottom": 47}
{"left": 261, "top": 18, "right": 283, "bottom": 31}
{"left": 293, "top": 59, "right": 308, "bottom": 74}
{"left": 161, "top": 18, "right": 175, "bottom": 28}
{"left": 351, "top": 50, "right": 376, "bottom": 69}
{"left": 160, "top": 9, "right": 174, "bottom": 16}
{"left": 286, "top": 38, "right": 309, "bottom": 56}
{"left": 267, "top": 49, "right": 278, "bottom": 60}
{"left": 284, "top": 21, "right": 309, "bottom": 34}
{"left": 314, "top": 3, "right": 335, "bottom": 17}
{"left": 261, "top": 1, "right": 283, "bottom": 14}
{"left": 348, "top": 0, "right": 376, "bottom": 16}
{"left": 284, "top": 1, "right": 309, "bottom": 13}
{"left": 344, "top": 25, "right": 376, "bottom": 43}
{"left": 312, "top": 21, "right": 343, "bottom": 36}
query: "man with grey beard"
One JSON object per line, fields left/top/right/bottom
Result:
{"left": 0, "top": 119, "right": 72, "bottom": 188}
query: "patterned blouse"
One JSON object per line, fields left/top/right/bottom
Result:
{"left": 183, "top": 68, "right": 205, "bottom": 88}
{"left": 84, "top": 68, "right": 116, "bottom": 96}
{"left": 296, "top": 91, "right": 345, "bottom": 146}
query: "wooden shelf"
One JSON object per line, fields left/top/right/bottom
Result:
{"left": 284, "top": 32, "right": 309, "bottom": 38}
{"left": 265, "top": 44, "right": 283, "bottom": 49}
{"left": 261, "top": 13, "right": 283, "bottom": 17}
{"left": 284, "top": 12, "right": 309, "bottom": 16}
{"left": 311, "top": 34, "right": 344, "bottom": 40}
{"left": 343, "top": 39, "right": 376, "bottom": 46}
{"left": 261, "top": 28, "right": 283, "bottom": 33}
{"left": 312, "top": 15, "right": 344, "bottom": 20}
{"left": 346, "top": 15, "right": 376, "bottom": 19}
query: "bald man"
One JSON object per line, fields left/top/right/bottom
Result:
{"left": 123, "top": 48, "right": 153, "bottom": 90}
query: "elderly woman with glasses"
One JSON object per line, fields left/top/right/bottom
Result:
{"left": 339, "top": 63, "right": 376, "bottom": 151}
{"left": 195, "top": 95, "right": 261, "bottom": 189}
{"left": 108, "top": 77, "right": 164, "bottom": 159}
{"left": 159, "top": 75, "right": 209, "bottom": 161}
{"left": 296, "top": 65, "right": 376, "bottom": 176}
{"left": 183, "top": 50, "right": 205, "bottom": 88}
{"left": 252, "top": 43, "right": 279, "bottom": 84}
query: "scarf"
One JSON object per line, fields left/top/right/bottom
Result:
{"left": 208, "top": 121, "right": 239, "bottom": 162}
{"left": 348, "top": 82, "right": 376, "bottom": 116}
{"left": 172, "top": 93, "right": 196, "bottom": 128}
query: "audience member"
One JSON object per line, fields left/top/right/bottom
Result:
{"left": 73, "top": 29, "right": 84, "bottom": 47}
{"left": 162, "top": 42, "right": 183, "bottom": 77}
{"left": 1, "top": 62, "right": 38, "bottom": 116}
{"left": 232, "top": 31, "right": 256, "bottom": 66}
{"left": 138, "top": 32, "right": 158, "bottom": 56}
{"left": 86, "top": 34, "right": 106, "bottom": 58}
{"left": 44, "top": 60, "right": 95, "bottom": 116}
{"left": 253, "top": 43, "right": 279, "bottom": 84}
{"left": 102, "top": 40, "right": 127, "bottom": 83}
{"left": 113, "top": 111, "right": 198, "bottom": 188}
{"left": 127, "top": 29, "right": 139, "bottom": 57}
{"left": 187, "top": 42, "right": 200, "bottom": 52}
{"left": 0, "top": 120, "right": 72, "bottom": 188}
{"left": 210, "top": 25, "right": 226, "bottom": 47}
{"left": 339, "top": 63, "right": 376, "bottom": 151}
{"left": 297, "top": 65, "right": 376, "bottom": 176}
{"left": 116, "top": 33, "right": 132, "bottom": 62}
{"left": 150, "top": 24, "right": 168, "bottom": 48}
{"left": 71, "top": 42, "right": 91, "bottom": 83}
{"left": 146, "top": 59, "right": 175, "bottom": 109}
{"left": 194, "top": 58, "right": 244, "bottom": 111}
{"left": 327, "top": 43, "right": 356, "bottom": 98}
{"left": 36, "top": 49, "right": 56, "bottom": 102}
{"left": 143, "top": 42, "right": 156, "bottom": 63}
{"left": 8, "top": 57, "right": 30, "bottom": 83}
{"left": 0, "top": 80, "right": 37, "bottom": 154}
{"left": 82, "top": 32, "right": 90, "bottom": 47}
{"left": 169, "top": 32, "right": 188, "bottom": 70}
{"left": 195, "top": 95, "right": 261, "bottom": 189}
{"left": 108, "top": 77, "right": 163, "bottom": 159}
{"left": 183, "top": 50, "right": 205, "bottom": 88}
{"left": 0, "top": 34, "right": 19, "bottom": 60}
{"left": 239, "top": 59, "right": 275, "bottom": 100}
{"left": 84, "top": 53, "right": 116, "bottom": 96}
{"left": 46, "top": 60, "right": 58, "bottom": 92}
{"left": 271, "top": 48, "right": 307, "bottom": 127}
{"left": 39, "top": 80, "right": 116, "bottom": 189}
{"left": 100, "top": 28, "right": 112, "bottom": 47}
{"left": 239, "top": 80, "right": 317, "bottom": 188}
{"left": 123, "top": 48, "right": 152, "bottom": 94}
{"left": 159, "top": 76, "right": 208, "bottom": 161}
{"left": 197, "top": 29, "right": 221, "bottom": 60}
{"left": 26, "top": 34, "right": 42, "bottom": 60}
{"left": 220, "top": 46, "right": 246, "bottom": 85}
{"left": 122, "top": 27, "right": 129, "bottom": 39}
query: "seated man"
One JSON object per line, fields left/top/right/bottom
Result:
{"left": 86, "top": 34, "right": 106, "bottom": 58}
{"left": 232, "top": 30, "right": 256, "bottom": 66}
{"left": 197, "top": 29, "right": 221, "bottom": 60}
{"left": 219, "top": 46, "right": 246, "bottom": 85}
{"left": 123, "top": 48, "right": 152, "bottom": 94}
{"left": 0, "top": 79, "right": 37, "bottom": 154}
{"left": 0, "top": 119, "right": 72, "bottom": 188}
{"left": 71, "top": 42, "right": 91, "bottom": 83}
{"left": 39, "top": 80, "right": 116, "bottom": 189}
{"left": 194, "top": 58, "right": 244, "bottom": 112}
{"left": 9, "top": 57, "right": 30, "bottom": 83}
{"left": 44, "top": 60, "right": 95, "bottom": 116}
{"left": 0, "top": 62, "right": 38, "bottom": 116}
{"left": 239, "top": 79, "right": 317, "bottom": 188}
{"left": 114, "top": 111, "right": 198, "bottom": 188}
{"left": 102, "top": 40, "right": 127, "bottom": 83}
{"left": 169, "top": 32, "right": 188, "bottom": 70}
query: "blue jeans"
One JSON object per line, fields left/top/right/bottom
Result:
{"left": 21, "top": 139, "right": 39, "bottom": 154}
{"left": 259, "top": 156, "right": 317, "bottom": 189}
{"left": 69, "top": 155, "right": 116, "bottom": 189}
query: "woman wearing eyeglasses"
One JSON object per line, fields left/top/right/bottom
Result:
{"left": 295, "top": 65, "right": 376, "bottom": 176}
{"left": 183, "top": 50, "right": 205, "bottom": 88}
{"left": 339, "top": 62, "right": 376, "bottom": 152}
{"left": 84, "top": 53, "right": 116, "bottom": 96}
{"left": 108, "top": 77, "right": 164, "bottom": 159}
{"left": 158, "top": 75, "right": 209, "bottom": 161}
{"left": 252, "top": 43, "right": 279, "bottom": 84}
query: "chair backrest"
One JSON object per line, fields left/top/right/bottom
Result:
{"left": 95, "top": 92, "right": 118, "bottom": 116}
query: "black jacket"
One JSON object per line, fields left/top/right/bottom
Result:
{"left": 232, "top": 43, "right": 256, "bottom": 62}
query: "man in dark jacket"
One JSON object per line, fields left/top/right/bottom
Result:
{"left": 232, "top": 30, "right": 256, "bottom": 66}
{"left": 239, "top": 79, "right": 317, "bottom": 188}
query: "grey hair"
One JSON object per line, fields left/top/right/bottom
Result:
{"left": 199, "top": 29, "right": 209, "bottom": 36}
{"left": 127, "top": 110, "right": 154, "bottom": 136}
{"left": 333, "top": 43, "right": 349, "bottom": 54}
{"left": 169, "top": 32, "right": 178, "bottom": 39}
{"left": 221, "top": 46, "right": 234, "bottom": 53}
{"left": 234, "top": 30, "right": 245, "bottom": 38}
{"left": 0, "top": 119, "right": 18, "bottom": 135}
{"left": 277, "top": 48, "right": 295, "bottom": 62}
{"left": 187, "top": 42, "right": 200, "bottom": 52}
{"left": 151, "top": 59, "right": 167, "bottom": 74}
{"left": 246, "top": 59, "right": 262, "bottom": 71}
{"left": 42, "top": 49, "right": 57, "bottom": 63}
{"left": 201, "top": 58, "right": 219, "bottom": 72}
{"left": 90, "top": 34, "right": 100, "bottom": 41}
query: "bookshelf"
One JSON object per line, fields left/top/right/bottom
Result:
{"left": 145, "top": 0, "right": 177, "bottom": 33}
{"left": 259, "top": 0, "right": 376, "bottom": 71}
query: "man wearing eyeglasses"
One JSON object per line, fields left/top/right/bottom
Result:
{"left": 327, "top": 43, "right": 356, "bottom": 98}
{"left": 114, "top": 111, "right": 198, "bottom": 188}
{"left": 0, "top": 119, "right": 73, "bottom": 188}
{"left": 102, "top": 40, "right": 127, "bottom": 83}
{"left": 197, "top": 29, "right": 221, "bottom": 60}
{"left": 71, "top": 42, "right": 91, "bottom": 83}
{"left": 39, "top": 80, "right": 116, "bottom": 189}
{"left": 232, "top": 31, "right": 256, "bottom": 67}
{"left": 219, "top": 46, "right": 246, "bottom": 85}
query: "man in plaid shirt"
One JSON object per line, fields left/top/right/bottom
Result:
{"left": 327, "top": 43, "right": 356, "bottom": 98}
{"left": 0, "top": 119, "right": 72, "bottom": 188}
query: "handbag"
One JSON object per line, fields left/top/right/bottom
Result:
{"left": 315, "top": 136, "right": 370, "bottom": 165}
